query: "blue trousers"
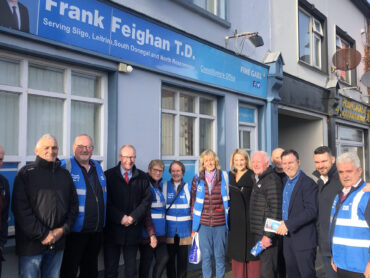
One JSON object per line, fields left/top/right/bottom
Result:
{"left": 19, "top": 249, "right": 64, "bottom": 278}
{"left": 198, "top": 224, "right": 227, "bottom": 278}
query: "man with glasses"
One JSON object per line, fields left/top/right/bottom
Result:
{"left": 60, "top": 134, "right": 107, "bottom": 278}
{"left": 104, "top": 144, "right": 152, "bottom": 278}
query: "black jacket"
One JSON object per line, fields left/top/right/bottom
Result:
{"left": 313, "top": 165, "right": 342, "bottom": 256}
{"left": 250, "top": 166, "right": 282, "bottom": 239}
{"left": 12, "top": 156, "right": 79, "bottom": 256}
{"left": 104, "top": 164, "right": 152, "bottom": 245}
{"left": 78, "top": 161, "right": 105, "bottom": 233}
{"left": 0, "top": 174, "right": 10, "bottom": 249}
{"left": 227, "top": 170, "right": 258, "bottom": 262}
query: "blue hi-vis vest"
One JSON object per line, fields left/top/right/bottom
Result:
{"left": 142, "top": 184, "right": 166, "bottom": 238}
{"left": 61, "top": 156, "right": 107, "bottom": 232}
{"left": 330, "top": 181, "right": 370, "bottom": 273}
{"left": 162, "top": 180, "right": 191, "bottom": 238}
{"left": 192, "top": 170, "right": 229, "bottom": 232}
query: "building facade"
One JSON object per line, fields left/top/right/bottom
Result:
{"left": 271, "top": 0, "right": 370, "bottom": 178}
{"left": 0, "top": 0, "right": 282, "bottom": 273}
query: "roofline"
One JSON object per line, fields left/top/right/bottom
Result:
{"left": 350, "top": 0, "right": 370, "bottom": 18}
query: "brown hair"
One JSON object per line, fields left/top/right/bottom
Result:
{"left": 169, "top": 160, "right": 185, "bottom": 174}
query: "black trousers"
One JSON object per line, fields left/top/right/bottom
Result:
{"left": 283, "top": 238, "right": 316, "bottom": 278}
{"left": 103, "top": 241, "right": 138, "bottom": 278}
{"left": 337, "top": 268, "right": 364, "bottom": 278}
{"left": 139, "top": 242, "right": 169, "bottom": 278}
{"left": 166, "top": 236, "right": 188, "bottom": 278}
{"left": 260, "top": 242, "right": 278, "bottom": 278}
{"left": 60, "top": 231, "right": 103, "bottom": 278}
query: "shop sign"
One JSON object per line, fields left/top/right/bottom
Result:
{"left": 336, "top": 96, "right": 369, "bottom": 124}
{"left": 1, "top": 0, "right": 268, "bottom": 98}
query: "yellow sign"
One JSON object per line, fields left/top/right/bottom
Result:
{"left": 339, "top": 97, "right": 369, "bottom": 124}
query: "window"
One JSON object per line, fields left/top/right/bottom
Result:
{"left": 335, "top": 30, "right": 355, "bottom": 85}
{"left": 298, "top": 7, "right": 325, "bottom": 69}
{"left": 161, "top": 86, "right": 216, "bottom": 159}
{"left": 336, "top": 125, "right": 366, "bottom": 178}
{"left": 238, "top": 105, "right": 257, "bottom": 155}
{"left": 193, "top": 0, "right": 225, "bottom": 19}
{"left": 0, "top": 53, "right": 107, "bottom": 168}
{"left": 173, "top": 0, "right": 226, "bottom": 21}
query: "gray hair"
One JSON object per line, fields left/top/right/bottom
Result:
{"left": 252, "top": 151, "right": 270, "bottom": 163}
{"left": 336, "top": 152, "right": 361, "bottom": 169}
{"left": 74, "top": 134, "right": 94, "bottom": 146}
{"left": 119, "top": 144, "right": 136, "bottom": 154}
{"left": 36, "top": 134, "right": 58, "bottom": 148}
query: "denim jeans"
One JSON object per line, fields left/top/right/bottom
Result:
{"left": 19, "top": 249, "right": 64, "bottom": 278}
{"left": 198, "top": 224, "right": 227, "bottom": 278}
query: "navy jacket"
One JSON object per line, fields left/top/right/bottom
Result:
{"left": 284, "top": 171, "right": 318, "bottom": 250}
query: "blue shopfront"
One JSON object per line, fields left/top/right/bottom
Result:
{"left": 0, "top": 0, "right": 282, "bottom": 270}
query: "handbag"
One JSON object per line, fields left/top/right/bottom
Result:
{"left": 188, "top": 232, "right": 201, "bottom": 264}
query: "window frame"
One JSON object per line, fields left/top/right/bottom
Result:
{"left": 161, "top": 86, "right": 217, "bottom": 161}
{"left": 0, "top": 52, "right": 108, "bottom": 169}
{"left": 237, "top": 104, "right": 258, "bottom": 155}
{"left": 171, "top": 0, "right": 230, "bottom": 27}
{"left": 335, "top": 26, "right": 357, "bottom": 86}
{"left": 298, "top": 0, "right": 328, "bottom": 73}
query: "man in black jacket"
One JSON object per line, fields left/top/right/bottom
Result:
{"left": 104, "top": 144, "right": 152, "bottom": 278}
{"left": 60, "top": 134, "right": 106, "bottom": 278}
{"left": 313, "top": 146, "right": 341, "bottom": 278}
{"left": 12, "top": 134, "right": 79, "bottom": 278}
{"left": 250, "top": 151, "right": 282, "bottom": 278}
{"left": 0, "top": 145, "right": 10, "bottom": 276}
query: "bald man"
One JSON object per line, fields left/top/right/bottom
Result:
{"left": 12, "top": 134, "right": 78, "bottom": 278}
{"left": 0, "top": 145, "right": 10, "bottom": 276}
{"left": 271, "top": 148, "right": 286, "bottom": 182}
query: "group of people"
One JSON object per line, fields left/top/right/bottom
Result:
{"left": 0, "top": 133, "right": 368, "bottom": 278}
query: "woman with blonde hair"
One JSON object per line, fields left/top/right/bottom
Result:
{"left": 191, "top": 150, "right": 229, "bottom": 278}
{"left": 228, "top": 149, "right": 260, "bottom": 278}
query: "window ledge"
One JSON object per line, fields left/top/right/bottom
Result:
{"left": 298, "top": 60, "right": 328, "bottom": 75}
{"left": 171, "top": 0, "right": 231, "bottom": 28}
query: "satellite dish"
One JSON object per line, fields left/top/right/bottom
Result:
{"left": 360, "top": 71, "right": 370, "bottom": 87}
{"left": 332, "top": 48, "right": 361, "bottom": 71}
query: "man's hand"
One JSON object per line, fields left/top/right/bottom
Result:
{"left": 126, "top": 216, "right": 134, "bottom": 226}
{"left": 261, "top": 236, "right": 272, "bottom": 249}
{"left": 276, "top": 221, "right": 288, "bottom": 236}
{"left": 191, "top": 231, "right": 196, "bottom": 237}
{"left": 331, "top": 258, "right": 337, "bottom": 272}
{"left": 364, "top": 262, "right": 370, "bottom": 278}
{"left": 41, "top": 231, "right": 55, "bottom": 245}
{"left": 150, "top": 235, "right": 158, "bottom": 249}
{"left": 121, "top": 215, "right": 128, "bottom": 225}
{"left": 51, "top": 228, "right": 64, "bottom": 242}
{"left": 121, "top": 215, "right": 134, "bottom": 226}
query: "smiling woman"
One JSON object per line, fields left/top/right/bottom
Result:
{"left": 191, "top": 150, "right": 229, "bottom": 278}
{"left": 162, "top": 160, "right": 191, "bottom": 278}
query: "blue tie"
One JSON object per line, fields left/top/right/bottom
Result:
{"left": 12, "top": 6, "right": 19, "bottom": 30}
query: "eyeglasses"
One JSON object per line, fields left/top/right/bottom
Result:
{"left": 151, "top": 168, "right": 163, "bottom": 173}
{"left": 121, "top": 156, "right": 136, "bottom": 160}
{"left": 76, "top": 145, "right": 93, "bottom": 151}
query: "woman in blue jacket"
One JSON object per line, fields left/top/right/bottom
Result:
{"left": 162, "top": 161, "right": 192, "bottom": 278}
{"left": 139, "top": 159, "right": 169, "bottom": 278}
